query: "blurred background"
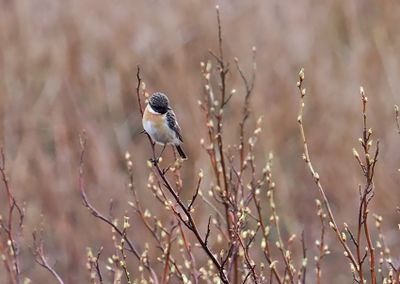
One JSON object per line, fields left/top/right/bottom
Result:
{"left": 0, "top": 0, "right": 399, "bottom": 282}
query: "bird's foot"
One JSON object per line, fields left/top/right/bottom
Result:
{"left": 149, "top": 157, "right": 160, "bottom": 165}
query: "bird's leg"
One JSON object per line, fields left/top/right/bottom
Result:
{"left": 151, "top": 144, "right": 166, "bottom": 165}
{"left": 149, "top": 140, "right": 157, "bottom": 164}
{"left": 157, "top": 144, "right": 167, "bottom": 160}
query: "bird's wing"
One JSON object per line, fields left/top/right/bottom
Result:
{"left": 166, "top": 110, "right": 183, "bottom": 142}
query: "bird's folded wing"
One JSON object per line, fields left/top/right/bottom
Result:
{"left": 166, "top": 110, "right": 183, "bottom": 142}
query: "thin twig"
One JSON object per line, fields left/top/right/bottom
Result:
{"left": 252, "top": 161, "right": 282, "bottom": 284}
{"left": 358, "top": 87, "right": 377, "bottom": 284}
{"left": 78, "top": 133, "right": 159, "bottom": 284}
{"left": 188, "top": 176, "right": 202, "bottom": 211}
{"left": 161, "top": 225, "right": 176, "bottom": 284}
{"left": 301, "top": 231, "right": 307, "bottom": 284}
{"left": 394, "top": 105, "right": 400, "bottom": 134}
{"left": 315, "top": 200, "right": 327, "bottom": 284}
{"left": 95, "top": 247, "right": 104, "bottom": 284}
{"left": 0, "top": 148, "right": 24, "bottom": 284}
{"left": 32, "top": 231, "right": 64, "bottom": 284}
{"left": 296, "top": 69, "right": 359, "bottom": 276}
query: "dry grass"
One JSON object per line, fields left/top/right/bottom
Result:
{"left": 0, "top": 0, "right": 400, "bottom": 283}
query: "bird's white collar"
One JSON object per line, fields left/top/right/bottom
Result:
{"left": 147, "top": 104, "right": 161, "bottom": 115}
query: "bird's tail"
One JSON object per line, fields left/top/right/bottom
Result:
{"left": 176, "top": 145, "right": 187, "bottom": 160}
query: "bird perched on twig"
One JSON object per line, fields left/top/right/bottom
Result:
{"left": 142, "top": 92, "right": 187, "bottom": 161}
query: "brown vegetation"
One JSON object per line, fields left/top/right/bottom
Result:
{"left": 0, "top": 1, "right": 399, "bottom": 283}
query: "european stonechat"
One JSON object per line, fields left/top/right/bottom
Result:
{"left": 142, "top": 92, "right": 187, "bottom": 160}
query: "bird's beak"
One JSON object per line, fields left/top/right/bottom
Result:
{"left": 167, "top": 106, "right": 172, "bottom": 110}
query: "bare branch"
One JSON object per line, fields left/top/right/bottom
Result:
{"left": 32, "top": 230, "right": 64, "bottom": 284}
{"left": 0, "top": 148, "right": 24, "bottom": 284}
{"left": 188, "top": 176, "right": 202, "bottom": 211}
{"left": 394, "top": 105, "right": 400, "bottom": 134}
{"left": 296, "top": 68, "right": 359, "bottom": 275}
{"left": 204, "top": 216, "right": 212, "bottom": 246}
{"left": 300, "top": 231, "right": 307, "bottom": 284}
{"left": 95, "top": 247, "right": 104, "bottom": 284}
{"left": 78, "top": 133, "right": 159, "bottom": 284}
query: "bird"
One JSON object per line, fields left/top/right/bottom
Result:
{"left": 142, "top": 92, "right": 187, "bottom": 161}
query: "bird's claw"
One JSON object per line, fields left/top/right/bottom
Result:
{"left": 149, "top": 157, "right": 159, "bottom": 165}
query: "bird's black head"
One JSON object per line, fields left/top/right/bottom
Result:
{"left": 149, "top": 92, "right": 170, "bottom": 114}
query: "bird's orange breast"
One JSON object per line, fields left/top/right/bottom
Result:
{"left": 143, "top": 105, "right": 176, "bottom": 145}
{"left": 143, "top": 105, "right": 165, "bottom": 126}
